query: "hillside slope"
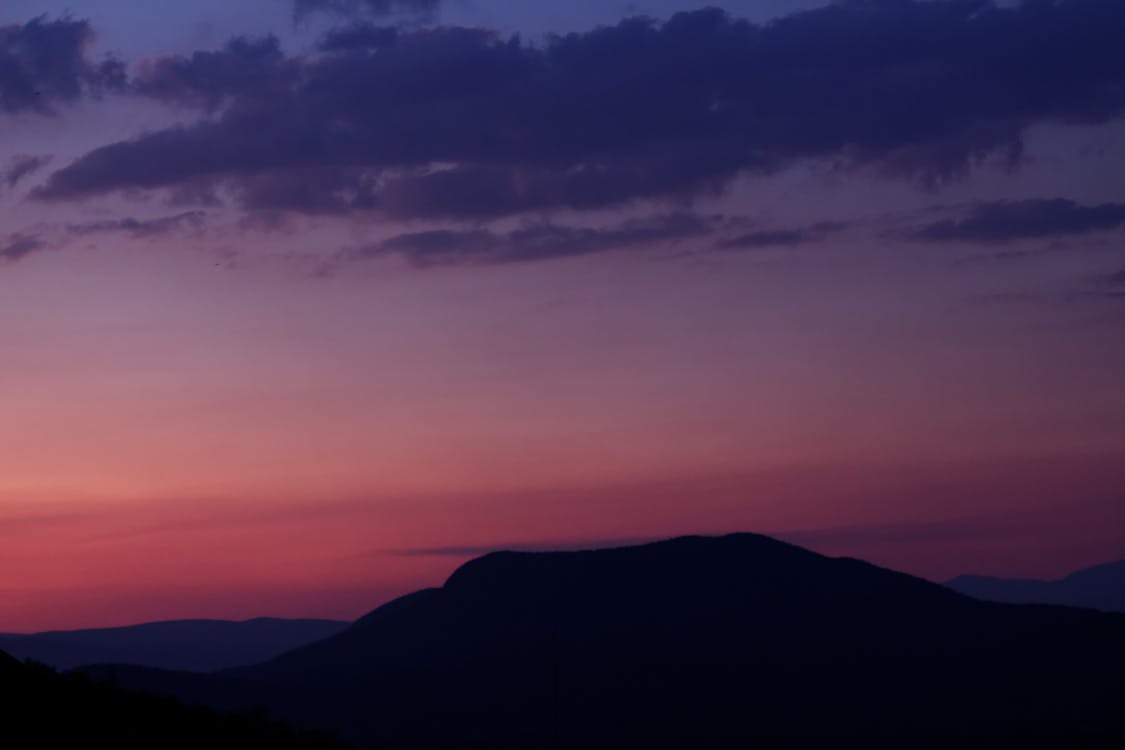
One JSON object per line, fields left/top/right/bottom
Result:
{"left": 0, "top": 649, "right": 347, "bottom": 748}
{"left": 93, "top": 534, "right": 1125, "bottom": 749}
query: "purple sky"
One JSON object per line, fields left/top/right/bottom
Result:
{"left": 1, "top": 0, "right": 1124, "bottom": 631}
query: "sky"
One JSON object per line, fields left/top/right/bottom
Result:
{"left": 1, "top": 0, "right": 1124, "bottom": 632}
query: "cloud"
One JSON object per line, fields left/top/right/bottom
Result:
{"left": 389, "top": 536, "right": 670, "bottom": 557}
{"left": 386, "top": 520, "right": 997, "bottom": 558}
{"left": 0, "top": 233, "right": 46, "bottom": 262}
{"left": 912, "top": 199, "right": 1125, "bottom": 243}
{"left": 1095, "top": 268, "right": 1125, "bottom": 300}
{"left": 131, "top": 36, "right": 297, "bottom": 111}
{"left": 0, "top": 16, "right": 124, "bottom": 115}
{"left": 2, "top": 154, "right": 52, "bottom": 189}
{"left": 292, "top": 0, "right": 442, "bottom": 21}
{"left": 67, "top": 210, "right": 206, "bottom": 238}
{"left": 367, "top": 212, "right": 716, "bottom": 266}
{"left": 720, "top": 221, "right": 845, "bottom": 249}
{"left": 36, "top": 1, "right": 1125, "bottom": 222}
{"left": 319, "top": 22, "right": 400, "bottom": 52}
{"left": 723, "top": 230, "right": 808, "bottom": 248}
{"left": 776, "top": 520, "right": 1001, "bottom": 549}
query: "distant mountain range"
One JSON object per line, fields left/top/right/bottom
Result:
{"left": 947, "top": 559, "right": 1125, "bottom": 612}
{"left": 78, "top": 534, "right": 1125, "bottom": 749}
{"left": 0, "top": 617, "right": 348, "bottom": 672}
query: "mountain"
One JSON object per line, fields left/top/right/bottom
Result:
{"left": 0, "top": 648, "right": 348, "bottom": 748}
{"left": 86, "top": 534, "right": 1125, "bottom": 749}
{"left": 947, "top": 559, "right": 1125, "bottom": 612}
{"left": 0, "top": 617, "right": 348, "bottom": 672}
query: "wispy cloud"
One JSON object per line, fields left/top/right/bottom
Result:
{"left": 2, "top": 154, "right": 52, "bottom": 189}
{"left": 386, "top": 520, "right": 999, "bottom": 559}
{"left": 365, "top": 212, "right": 717, "bottom": 266}
{"left": 911, "top": 199, "right": 1125, "bottom": 243}
{"left": 0, "top": 233, "right": 46, "bottom": 262}
{"left": 388, "top": 536, "right": 666, "bottom": 558}
{"left": 719, "top": 221, "right": 846, "bottom": 250}
{"left": 67, "top": 211, "right": 207, "bottom": 238}
{"left": 776, "top": 519, "right": 1002, "bottom": 548}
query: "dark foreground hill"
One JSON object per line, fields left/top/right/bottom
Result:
{"left": 89, "top": 534, "right": 1125, "bottom": 749}
{"left": 0, "top": 649, "right": 347, "bottom": 749}
{"left": 0, "top": 617, "right": 348, "bottom": 672}
{"left": 948, "top": 559, "right": 1125, "bottom": 613}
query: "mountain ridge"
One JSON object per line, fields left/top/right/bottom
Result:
{"left": 0, "top": 616, "right": 348, "bottom": 672}
{"left": 84, "top": 532, "right": 1125, "bottom": 748}
{"left": 947, "top": 558, "right": 1125, "bottom": 612}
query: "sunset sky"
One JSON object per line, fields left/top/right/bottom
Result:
{"left": 2, "top": 0, "right": 1124, "bottom": 632}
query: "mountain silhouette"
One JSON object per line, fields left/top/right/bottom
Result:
{"left": 83, "top": 534, "right": 1125, "bottom": 749}
{"left": 0, "top": 648, "right": 347, "bottom": 748}
{"left": 947, "top": 559, "right": 1125, "bottom": 613}
{"left": 0, "top": 617, "right": 348, "bottom": 672}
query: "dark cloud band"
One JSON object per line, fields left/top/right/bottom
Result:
{"left": 0, "top": 16, "right": 123, "bottom": 115}
{"left": 34, "top": 1, "right": 1125, "bottom": 224}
